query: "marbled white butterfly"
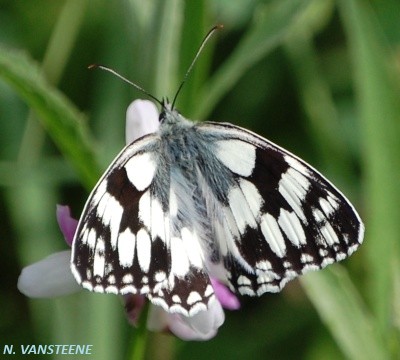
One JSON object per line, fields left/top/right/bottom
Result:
{"left": 71, "top": 28, "right": 364, "bottom": 317}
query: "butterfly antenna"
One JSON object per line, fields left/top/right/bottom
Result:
{"left": 88, "top": 64, "right": 164, "bottom": 107}
{"left": 171, "top": 24, "right": 223, "bottom": 109}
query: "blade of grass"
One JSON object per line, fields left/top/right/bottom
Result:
{"left": 152, "top": 0, "right": 184, "bottom": 98}
{"left": 176, "top": 0, "right": 212, "bottom": 115}
{"left": 301, "top": 267, "right": 388, "bottom": 360}
{"left": 338, "top": 0, "right": 400, "bottom": 341}
{"left": 18, "top": 0, "right": 88, "bottom": 165}
{"left": 0, "top": 46, "right": 101, "bottom": 189}
{"left": 284, "top": 5, "right": 354, "bottom": 183}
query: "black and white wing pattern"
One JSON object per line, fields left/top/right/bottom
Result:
{"left": 195, "top": 122, "right": 364, "bottom": 297}
{"left": 71, "top": 132, "right": 215, "bottom": 316}
{"left": 71, "top": 108, "right": 364, "bottom": 317}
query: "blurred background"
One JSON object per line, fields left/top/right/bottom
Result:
{"left": 1, "top": 0, "right": 399, "bottom": 359}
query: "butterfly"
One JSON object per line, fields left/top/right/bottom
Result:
{"left": 70, "top": 99, "right": 364, "bottom": 317}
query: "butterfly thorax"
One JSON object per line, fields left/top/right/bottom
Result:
{"left": 158, "top": 107, "right": 198, "bottom": 170}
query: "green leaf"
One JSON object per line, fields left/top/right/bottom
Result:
{"left": 283, "top": 1, "right": 354, "bottom": 181}
{"left": 338, "top": 0, "right": 400, "bottom": 340}
{"left": 195, "top": 0, "right": 313, "bottom": 119}
{"left": 152, "top": 0, "right": 184, "bottom": 97}
{"left": 177, "top": 0, "right": 212, "bottom": 115}
{"left": 301, "top": 267, "right": 388, "bottom": 360}
{"left": 0, "top": 46, "right": 101, "bottom": 189}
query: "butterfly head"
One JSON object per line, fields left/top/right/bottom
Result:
{"left": 159, "top": 100, "right": 182, "bottom": 125}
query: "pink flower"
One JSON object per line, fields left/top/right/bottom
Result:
{"left": 17, "top": 100, "right": 240, "bottom": 341}
{"left": 17, "top": 206, "right": 81, "bottom": 298}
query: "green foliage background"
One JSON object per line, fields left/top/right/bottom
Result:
{"left": 1, "top": 0, "right": 399, "bottom": 359}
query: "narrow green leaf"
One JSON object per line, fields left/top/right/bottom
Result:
{"left": 177, "top": 0, "right": 212, "bottom": 115}
{"left": 152, "top": 0, "right": 184, "bottom": 97}
{"left": 195, "top": 0, "right": 313, "bottom": 119}
{"left": 301, "top": 267, "right": 388, "bottom": 360}
{"left": 283, "top": 4, "right": 354, "bottom": 182}
{"left": 0, "top": 46, "right": 101, "bottom": 189}
{"left": 338, "top": 0, "right": 400, "bottom": 339}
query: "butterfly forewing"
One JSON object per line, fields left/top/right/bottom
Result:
{"left": 71, "top": 131, "right": 215, "bottom": 316}
{"left": 196, "top": 122, "right": 364, "bottom": 296}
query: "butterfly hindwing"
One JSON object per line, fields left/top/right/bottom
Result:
{"left": 196, "top": 122, "right": 364, "bottom": 296}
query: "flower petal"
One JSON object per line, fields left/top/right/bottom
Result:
{"left": 211, "top": 278, "right": 240, "bottom": 310}
{"left": 147, "top": 300, "right": 224, "bottom": 341}
{"left": 56, "top": 205, "right": 78, "bottom": 246}
{"left": 17, "top": 250, "right": 81, "bottom": 298}
{"left": 125, "top": 100, "right": 159, "bottom": 144}
{"left": 179, "top": 299, "right": 225, "bottom": 340}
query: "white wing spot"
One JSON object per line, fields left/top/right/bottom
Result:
{"left": 170, "top": 236, "right": 190, "bottom": 277}
{"left": 284, "top": 155, "right": 310, "bottom": 176}
{"left": 321, "top": 257, "right": 335, "bottom": 267}
{"left": 120, "top": 285, "right": 137, "bottom": 295}
{"left": 256, "top": 273, "right": 274, "bottom": 284}
{"left": 93, "top": 285, "right": 104, "bottom": 292}
{"left": 204, "top": 285, "right": 214, "bottom": 297}
{"left": 136, "top": 228, "right": 151, "bottom": 272}
{"left": 229, "top": 186, "right": 257, "bottom": 234}
{"left": 150, "top": 197, "right": 167, "bottom": 242}
{"left": 105, "top": 286, "right": 118, "bottom": 294}
{"left": 238, "top": 287, "right": 255, "bottom": 296}
{"left": 125, "top": 152, "right": 156, "bottom": 191}
{"left": 261, "top": 213, "right": 286, "bottom": 258}
{"left": 319, "top": 248, "right": 328, "bottom": 257}
{"left": 313, "top": 208, "right": 325, "bottom": 222}
{"left": 82, "top": 281, "right": 93, "bottom": 291}
{"left": 87, "top": 228, "right": 97, "bottom": 251}
{"left": 122, "top": 274, "right": 133, "bottom": 284}
{"left": 319, "top": 197, "right": 336, "bottom": 217}
{"left": 138, "top": 190, "right": 151, "bottom": 228}
{"left": 109, "top": 198, "right": 123, "bottom": 250}
{"left": 256, "top": 260, "right": 273, "bottom": 271}
{"left": 187, "top": 291, "right": 202, "bottom": 305}
{"left": 327, "top": 194, "right": 340, "bottom": 210}
{"left": 118, "top": 228, "right": 136, "bottom": 268}
{"left": 336, "top": 253, "right": 346, "bottom": 261}
{"left": 139, "top": 192, "right": 168, "bottom": 243}
{"left": 239, "top": 178, "right": 263, "bottom": 218}
{"left": 237, "top": 275, "right": 251, "bottom": 286}
{"left": 284, "top": 261, "right": 292, "bottom": 269}
{"left": 301, "top": 253, "right": 314, "bottom": 263}
{"left": 215, "top": 139, "right": 256, "bottom": 177}
{"left": 93, "top": 237, "right": 105, "bottom": 277}
{"left": 278, "top": 209, "right": 307, "bottom": 247}
{"left": 154, "top": 271, "right": 166, "bottom": 283}
{"left": 172, "top": 295, "right": 181, "bottom": 303}
{"left": 313, "top": 208, "right": 340, "bottom": 246}
{"left": 321, "top": 223, "right": 340, "bottom": 246}
{"left": 278, "top": 168, "right": 310, "bottom": 223}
